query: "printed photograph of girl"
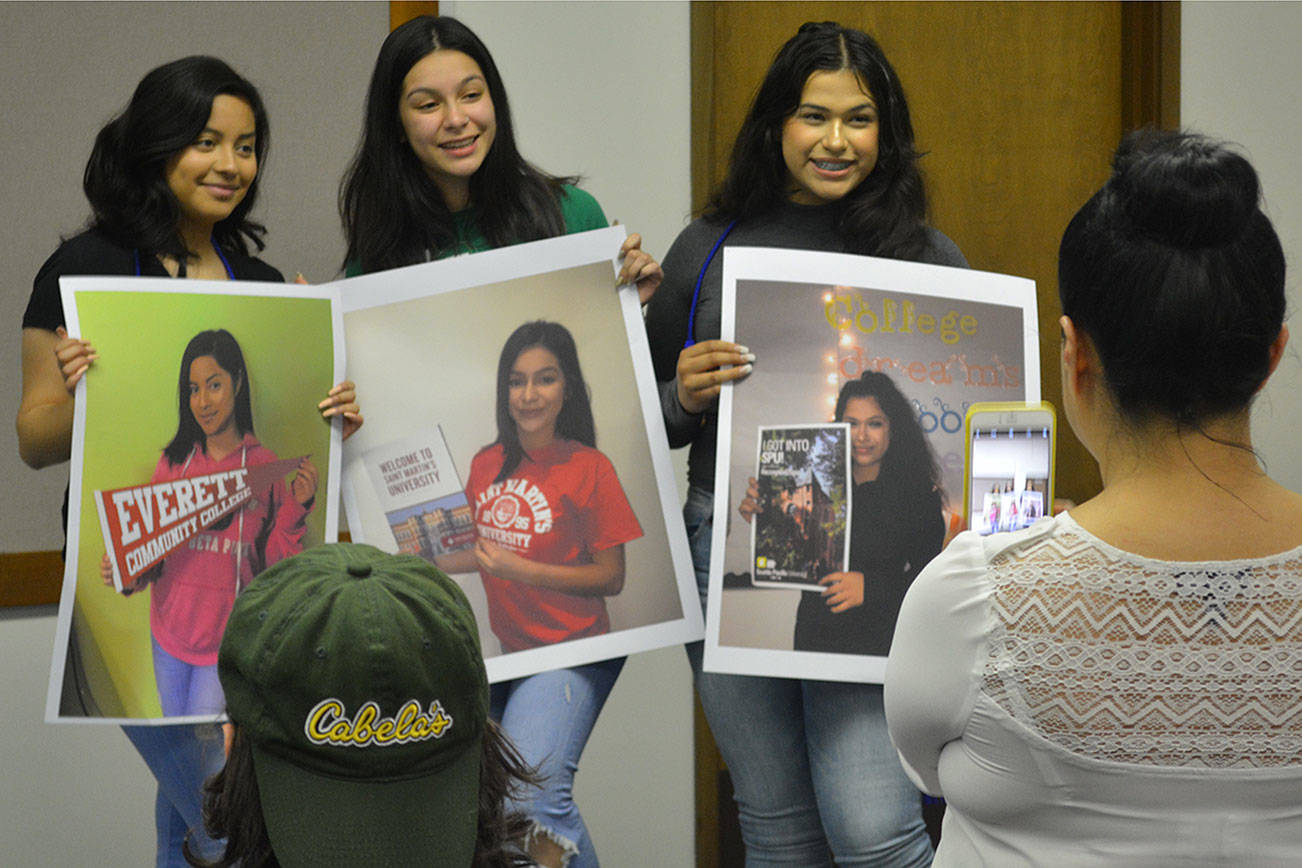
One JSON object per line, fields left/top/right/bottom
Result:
{"left": 708, "top": 252, "right": 1037, "bottom": 685}
{"left": 106, "top": 328, "right": 316, "bottom": 717}
{"left": 338, "top": 234, "right": 700, "bottom": 685}
{"left": 435, "top": 321, "right": 642, "bottom": 654}
{"left": 739, "top": 372, "right": 944, "bottom": 657}
{"left": 50, "top": 285, "right": 339, "bottom": 723}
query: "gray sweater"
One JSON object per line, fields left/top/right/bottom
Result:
{"left": 644, "top": 200, "right": 967, "bottom": 492}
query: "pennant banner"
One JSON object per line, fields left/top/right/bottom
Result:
{"left": 95, "top": 455, "right": 307, "bottom": 591}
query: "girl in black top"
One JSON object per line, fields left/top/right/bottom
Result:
{"left": 16, "top": 56, "right": 359, "bottom": 867}
{"left": 644, "top": 22, "right": 961, "bottom": 865}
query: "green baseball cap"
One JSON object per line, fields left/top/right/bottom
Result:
{"left": 219, "top": 543, "right": 488, "bottom": 866}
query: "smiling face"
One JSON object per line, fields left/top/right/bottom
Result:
{"left": 164, "top": 94, "right": 258, "bottom": 232}
{"left": 398, "top": 49, "right": 497, "bottom": 211}
{"left": 781, "top": 68, "right": 879, "bottom": 205}
{"left": 508, "top": 346, "right": 566, "bottom": 449}
{"left": 188, "top": 354, "right": 240, "bottom": 444}
{"left": 842, "top": 396, "right": 891, "bottom": 483}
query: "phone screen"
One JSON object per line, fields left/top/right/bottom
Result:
{"left": 968, "top": 419, "right": 1052, "bottom": 535}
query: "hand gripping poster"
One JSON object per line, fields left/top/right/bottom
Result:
{"left": 339, "top": 227, "right": 702, "bottom": 683}
{"left": 707, "top": 248, "right": 1038, "bottom": 683}
{"left": 48, "top": 278, "right": 343, "bottom": 723}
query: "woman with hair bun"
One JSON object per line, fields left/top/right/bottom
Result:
{"left": 16, "top": 56, "right": 358, "bottom": 866}
{"left": 887, "top": 130, "right": 1302, "bottom": 865}
{"left": 645, "top": 20, "right": 964, "bottom": 865}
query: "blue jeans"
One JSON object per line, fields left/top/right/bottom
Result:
{"left": 491, "top": 657, "right": 625, "bottom": 868}
{"left": 121, "top": 724, "right": 226, "bottom": 867}
{"left": 685, "top": 486, "right": 932, "bottom": 867}
{"left": 152, "top": 636, "right": 224, "bottom": 717}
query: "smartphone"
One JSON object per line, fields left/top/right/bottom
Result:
{"left": 963, "top": 402, "right": 1056, "bottom": 536}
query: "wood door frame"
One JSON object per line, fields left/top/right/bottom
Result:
{"left": 688, "top": 3, "right": 1178, "bottom": 865}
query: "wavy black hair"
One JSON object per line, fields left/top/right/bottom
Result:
{"left": 163, "top": 329, "right": 254, "bottom": 466}
{"left": 185, "top": 720, "right": 539, "bottom": 868}
{"left": 340, "top": 15, "right": 576, "bottom": 273}
{"left": 83, "top": 55, "right": 269, "bottom": 261}
{"left": 834, "top": 371, "right": 941, "bottom": 496}
{"left": 708, "top": 21, "right": 929, "bottom": 260}
{"left": 490, "top": 320, "right": 595, "bottom": 482}
{"left": 1058, "top": 130, "right": 1287, "bottom": 426}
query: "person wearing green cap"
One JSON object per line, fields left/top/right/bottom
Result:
{"left": 190, "top": 542, "right": 537, "bottom": 867}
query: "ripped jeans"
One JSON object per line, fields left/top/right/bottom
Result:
{"left": 491, "top": 656, "right": 624, "bottom": 868}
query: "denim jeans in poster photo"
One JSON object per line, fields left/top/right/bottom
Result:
{"left": 122, "top": 723, "right": 225, "bottom": 867}
{"left": 683, "top": 485, "right": 932, "bottom": 867}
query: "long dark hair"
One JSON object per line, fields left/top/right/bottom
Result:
{"left": 834, "top": 371, "right": 940, "bottom": 495}
{"left": 1058, "top": 130, "right": 1287, "bottom": 426}
{"left": 186, "top": 721, "right": 538, "bottom": 868}
{"left": 490, "top": 321, "right": 595, "bottom": 482}
{"left": 84, "top": 55, "right": 269, "bottom": 261}
{"left": 163, "top": 329, "right": 254, "bottom": 466}
{"left": 708, "top": 21, "right": 929, "bottom": 260}
{"left": 340, "top": 15, "right": 576, "bottom": 273}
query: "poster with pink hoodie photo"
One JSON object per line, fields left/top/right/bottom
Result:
{"left": 47, "top": 278, "right": 342, "bottom": 724}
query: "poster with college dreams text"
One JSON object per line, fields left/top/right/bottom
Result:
{"left": 339, "top": 228, "right": 702, "bottom": 683}
{"left": 47, "top": 278, "right": 342, "bottom": 724}
{"left": 706, "top": 247, "right": 1039, "bottom": 683}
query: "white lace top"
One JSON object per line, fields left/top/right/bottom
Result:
{"left": 885, "top": 513, "right": 1302, "bottom": 867}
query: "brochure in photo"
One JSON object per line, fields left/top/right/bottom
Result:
{"left": 363, "top": 430, "right": 475, "bottom": 562}
{"left": 751, "top": 424, "right": 850, "bottom": 591}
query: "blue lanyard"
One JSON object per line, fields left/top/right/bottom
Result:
{"left": 134, "top": 240, "right": 235, "bottom": 278}
{"left": 684, "top": 220, "right": 737, "bottom": 349}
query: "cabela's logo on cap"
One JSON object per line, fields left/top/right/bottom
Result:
{"left": 305, "top": 698, "right": 453, "bottom": 748}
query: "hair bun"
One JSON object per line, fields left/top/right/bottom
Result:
{"left": 797, "top": 21, "right": 841, "bottom": 36}
{"left": 1111, "top": 130, "right": 1260, "bottom": 249}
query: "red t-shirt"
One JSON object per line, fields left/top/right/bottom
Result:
{"left": 466, "top": 439, "right": 642, "bottom": 652}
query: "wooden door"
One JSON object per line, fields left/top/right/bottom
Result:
{"left": 690, "top": 3, "right": 1177, "bottom": 864}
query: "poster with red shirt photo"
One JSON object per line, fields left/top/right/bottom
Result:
{"left": 338, "top": 227, "right": 702, "bottom": 683}
{"left": 47, "top": 279, "right": 342, "bottom": 724}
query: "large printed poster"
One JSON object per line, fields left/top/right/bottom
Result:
{"left": 706, "top": 248, "right": 1039, "bottom": 683}
{"left": 340, "top": 227, "right": 702, "bottom": 682}
{"left": 48, "top": 278, "right": 342, "bottom": 723}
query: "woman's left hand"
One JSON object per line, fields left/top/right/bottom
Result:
{"left": 318, "top": 381, "right": 363, "bottom": 440}
{"left": 290, "top": 457, "right": 318, "bottom": 507}
{"left": 819, "top": 571, "right": 865, "bottom": 613}
{"left": 617, "top": 232, "right": 663, "bottom": 304}
{"left": 474, "top": 538, "right": 531, "bottom": 583}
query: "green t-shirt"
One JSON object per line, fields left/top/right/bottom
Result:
{"left": 345, "top": 184, "right": 607, "bottom": 276}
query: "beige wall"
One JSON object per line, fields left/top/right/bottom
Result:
{"left": 1182, "top": 1, "right": 1302, "bottom": 494}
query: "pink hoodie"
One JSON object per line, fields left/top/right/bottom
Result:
{"left": 148, "top": 433, "right": 309, "bottom": 665}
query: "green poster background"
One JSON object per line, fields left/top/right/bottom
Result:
{"left": 67, "top": 289, "right": 334, "bottom": 719}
